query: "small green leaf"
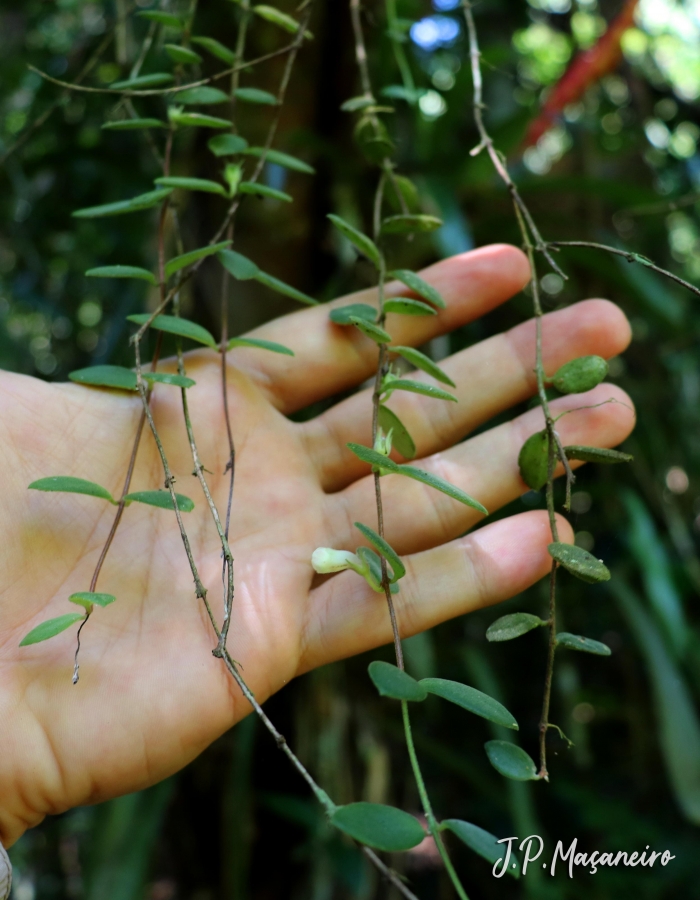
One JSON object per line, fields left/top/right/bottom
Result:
{"left": 396, "top": 466, "right": 488, "bottom": 515}
{"left": 356, "top": 547, "right": 399, "bottom": 594}
{"left": 228, "top": 337, "right": 294, "bottom": 355}
{"left": 155, "top": 176, "right": 226, "bottom": 195}
{"left": 239, "top": 181, "right": 292, "bottom": 202}
{"left": 124, "top": 491, "right": 194, "bottom": 512}
{"left": 548, "top": 542, "right": 611, "bottom": 583}
{"left": 341, "top": 95, "right": 376, "bottom": 112}
{"left": 368, "top": 660, "right": 427, "bottom": 701}
{"left": 170, "top": 111, "right": 231, "bottom": 129}
{"left": 354, "top": 522, "right": 405, "bottom": 582}
{"left": 385, "top": 175, "right": 420, "bottom": 214}
{"left": 137, "top": 11, "right": 184, "bottom": 27}
{"left": 175, "top": 86, "right": 229, "bottom": 105}
{"left": 234, "top": 87, "right": 278, "bottom": 105}
{"left": 329, "top": 303, "right": 377, "bottom": 325}
{"left": 20, "top": 614, "right": 85, "bottom": 647}
{"left": 102, "top": 118, "right": 167, "bottom": 130}
{"left": 388, "top": 270, "right": 446, "bottom": 309}
{"left": 347, "top": 443, "right": 400, "bottom": 472}
{"left": 70, "top": 365, "right": 137, "bottom": 390}
{"left": 518, "top": 429, "right": 549, "bottom": 492}
{"left": 29, "top": 476, "right": 115, "bottom": 503}
{"left": 241, "top": 147, "right": 314, "bottom": 173}
{"left": 142, "top": 372, "right": 196, "bottom": 388}
{"left": 218, "top": 249, "right": 260, "bottom": 280}
{"left": 552, "top": 355, "right": 608, "bottom": 394}
{"left": 384, "top": 297, "right": 436, "bottom": 316}
{"left": 254, "top": 270, "right": 317, "bottom": 305}
{"left": 208, "top": 133, "right": 249, "bottom": 156}
{"left": 378, "top": 405, "right": 416, "bottom": 460}
{"left": 556, "top": 632, "right": 612, "bottom": 656}
{"left": 485, "top": 740, "right": 539, "bottom": 781}
{"left": 86, "top": 265, "right": 156, "bottom": 284}
{"left": 421, "top": 678, "right": 518, "bottom": 730}
{"left": 164, "top": 44, "right": 202, "bottom": 64}
{"left": 354, "top": 115, "right": 394, "bottom": 164}
{"left": 331, "top": 803, "right": 426, "bottom": 852}
{"left": 73, "top": 187, "right": 173, "bottom": 218}
{"left": 164, "top": 240, "right": 232, "bottom": 278}
{"left": 486, "top": 613, "right": 546, "bottom": 642}
{"left": 442, "top": 820, "right": 520, "bottom": 877}
{"left": 190, "top": 36, "right": 237, "bottom": 64}
{"left": 111, "top": 73, "right": 174, "bottom": 90}
{"left": 564, "top": 445, "right": 633, "bottom": 464}
{"left": 127, "top": 313, "right": 217, "bottom": 349}
{"left": 383, "top": 378, "right": 456, "bottom": 403}
{"left": 350, "top": 316, "right": 391, "bottom": 344}
{"left": 390, "top": 346, "right": 454, "bottom": 387}
{"left": 69, "top": 591, "right": 116, "bottom": 610}
{"left": 381, "top": 214, "right": 443, "bottom": 235}
{"left": 252, "top": 5, "right": 311, "bottom": 37}
{"left": 327, "top": 214, "right": 380, "bottom": 267}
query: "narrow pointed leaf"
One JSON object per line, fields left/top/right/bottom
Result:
{"left": 254, "top": 270, "right": 317, "bottom": 305}
{"left": 329, "top": 303, "right": 377, "bottom": 325}
{"left": 228, "top": 337, "right": 294, "bottom": 355}
{"left": 111, "top": 73, "right": 173, "bottom": 90}
{"left": 341, "top": 95, "right": 376, "bottom": 112}
{"left": 556, "top": 632, "right": 611, "bottom": 656}
{"left": 331, "top": 804, "right": 425, "bottom": 852}
{"left": 86, "top": 265, "right": 156, "bottom": 284}
{"left": 124, "top": 491, "right": 194, "bottom": 512}
{"left": 350, "top": 316, "right": 391, "bottom": 344}
{"left": 421, "top": 678, "right": 518, "bottom": 729}
{"left": 102, "top": 118, "right": 167, "bottom": 130}
{"left": 381, "top": 214, "right": 443, "bottom": 235}
{"left": 368, "top": 661, "right": 427, "bottom": 701}
{"left": 390, "top": 346, "right": 455, "bottom": 387}
{"left": 486, "top": 613, "right": 546, "bottom": 642}
{"left": 354, "top": 522, "right": 405, "bottom": 581}
{"left": 234, "top": 87, "right": 278, "bottom": 105}
{"left": 170, "top": 111, "right": 231, "bottom": 128}
{"left": 69, "top": 591, "right": 116, "bottom": 610}
{"left": 208, "top": 134, "right": 249, "bottom": 156}
{"left": 384, "top": 378, "right": 456, "bottom": 402}
{"left": 327, "top": 214, "right": 380, "bottom": 267}
{"left": 564, "top": 445, "right": 633, "bottom": 464}
{"left": 378, "top": 405, "right": 416, "bottom": 459}
{"left": 356, "top": 547, "right": 399, "bottom": 594}
{"left": 127, "top": 313, "right": 217, "bottom": 349}
{"left": 442, "top": 820, "right": 520, "bottom": 876}
{"left": 165, "top": 44, "right": 202, "bottom": 64}
{"left": 164, "top": 240, "right": 232, "bottom": 278}
{"left": 397, "top": 466, "right": 488, "bottom": 515}
{"left": 241, "top": 147, "right": 314, "bottom": 173}
{"left": 191, "top": 36, "right": 236, "bottom": 64}
{"left": 548, "top": 542, "right": 610, "bottom": 583}
{"left": 218, "top": 249, "right": 260, "bottom": 280}
{"left": 239, "top": 181, "right": 292, "bottom": 202}
{"left": 70, "top": 365, "right": 137, "bottom": 390}
{"left": 29, "top": 476, "right": 115, "bottom": 503}
{"left": 73, "top": 188, "right": 173, "bottom": 218}
{"left": 155, "top": 176, "right": 226, "bottom": 195}
{"left": 552, "top": 355, "right": 608, "bottom": 394}
{"left": 384, "top": 297, "right": 436, "bottom": 316}
{"left": 20, "top": 614, "right": 85, "bottom": 647}
{"left": 252, "top": 5, "right": 310, "bottom": 36}
{"left": 175, "top": 86, "right": 229, "bottom": 105}
{"left": 388, "top": 270, "right": 446, "bottom": 309}
{"left": 485, "top": 741, "right": 538, "bottom": 781}
{"left": 137, "top": 11, "right": 184, "bottom": 27}
{"left": 518, "top": 430, "right": 549, "bottom": 491}
{"left": 347, "top": 443, "right": 400, "bottom": 472}
{"left": 142, "top": 372, "right": 196, "bottom": 388}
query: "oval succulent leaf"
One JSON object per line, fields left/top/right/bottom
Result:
{"left": 548, "top": 542, "right": 611, "bottom": 583}
{"left": 127, "top": 314, "right": 217, "bottom": 349}
{"left": 123, "top": 491, "right": 194, "bottom": 512}
{"left": 165, "top": 44, "right": 202, "bottom": 64}
{"left": 69, "top": 591, "right": 116, "bottom": 610}
{"left": 486, "top": 612, "right": 547, "bottom": 642}
{"left": 564, "top": 445, "right": 633, "bottom": 464}
{"left": 69, "top": 365, "right": 138, "bottom": 391}
{"left": 368, "top": 660, "right": 427, "bottom": 701}
{"left": 86, "top": 265, "right": 156, "bottom": 284}
{"left": 421, "top": 678, "right": 518, "bottom": 730}
{"left": 380, "top": 214, "right": 443, "bottom": 235}
{"left": 384, "top": 297, "right": 436, "bottom": 316}
{"left": 518, "top": 429, "right": 549, "bottom": 491}
{"left": 331, "top": 803, "right": 426, "bottom": 852}
{"left": 164, "top": 240, "right": 232, "bottom": 278}
{"left": 190, "top": 36, "right": 237, "bottom": 64}
{"left": 252, "top": 5, "right": 311, "bottom": 37}
{"left": 387, "top": 270, "right": 446, "bottom": 309}
{"left": 111, "top": 73, "right": 174, "bottom": 90}
{"left": 233, "top": 87, "right": 278, "bottom": 105}
{"left": 155, "top": 176, "right": 227, "bottom": 195}
{"left": 175, "top": 86, "right": 229, "bottom": 105}
{"left": 556, "top": 632, "right": 612, "bottom": 656}
{"left": 170, "top": 111, "right": 231, "bottom": 129}
{"left": 354, "top": 522, "right": 405, "bottom": 582}
{"left": 327, "top": 214, "right": 381, "bottom": 268}
{"left": 350, "top": 316, "right": 391, "bottom": 344}
{"left": 238, "top": 181, "right": 292, "bottom": 202}
{"left": 390, "top": 346, "right": 455, "bottom": 387}
{"left": 378, "top": 405, "right": 416, "bottom": 460}
{"left": 329, "top": 303, "right": 377, "bottom": 325}
{"left": 72, "top": 187, "right": 173, "bottom": 218}
{"left": 241, "top": 147, "right": 314, "bottom": 173}
{"left": 552, "top": 355, "right": 608, "bottom": 394}
{"left": 383, "top": 378, "right": 456, "bottom": 403}
{"left": 102, "top": 118, "right": 167, "bottom": 131}
{"left": 208, "top": 134, "right": 249, "bottom": 156}
{"left": 485, "top": 740, "right": 539, "bottom": 781}
{"left": 29, "top": 476, "right": 115, "bottom": 503}
{"left": 228, "top": 337, "right": 294, "bottom": 356}
{"left": 19, "top": 614, "right": 85, "bottom": 647}
{"left": 441, "top": 820, "right": 521, "bottom": 876}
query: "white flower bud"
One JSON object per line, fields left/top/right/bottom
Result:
{"left": 311, "top": 547, "right": 363, "bottom": 574}
{"left": 373, "top": 427, "right": 393, "bottom": 457}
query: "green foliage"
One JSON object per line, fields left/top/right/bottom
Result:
{"left": 239, "top": 181, "right": 292, "bottom": 202}
{"left": 327, "top": 215, "right": 381, "bottom": 267}
{"left": 19, "top": 614, "right": 85, "bottom": 647}
{"left": 381, "top": 377, "right": 456, "bottom": 403}
{"left": 551, "top": 355, "right": 608, "bottom": 394}
{"left": 548, "top": 542, "right": 611, "bottom": 583}
{"left": 163, "top": 241, "right": 232, "bottom": 278}
{"left": 124, "top": 491, "right": 195, "bottom": 512}
{"left": 564, "top": 445, "right": 633, "bottom": 463}
{"left": 421, "top": 678, "right": 518, "bottom": 729}
{"left": 368, "top": 661, "right": 427, "bottom": 701}
{"left": 228, "top": 337, "right": 294, "bottom": 355}
{"left": 29, "top": 476, "right": 115, "bottom": 503}
{"left": 380, "top": 214, "right": 443, "bottom": 235}
{"left": 73, "top": 188, "right": 173, "bottom": 218}
{"left": 441, "top": 820, "right": 521, "bottom": 876}
{"left": 208, "top": 134, "right": 249, "bottom": 156}
{"left": 102, "top": 119, "right": 167, "bottom": 131}
{"left": 556, "top": 632, "right": 612, "bottom": 656}
{"left": 383, "top": 297, "right": 436, "bottom": 316}
{"left": 387, "top": 270, "right": 446, "bottom": 309}
{"left": 390, "top": 346, "right": 455, "bottom": 386}
{"left": 155, "top": 177, "right": 227, "bottom": 195}
{"left": 486, "top": 612, "right": 547, "bottom": 642}
{"left": 377, "top": 405, "right": 416, "bottom": 459}
{"left": 329, "top": 303, "right": 377, "bottom": 325}
{"left": 85, "top": 266, "right": 156, "bottom": 284}
{"left": 354, "top": 522, "right": 405, "bottom": 582}
{"left": 233, "top": 88, "right": 278, "bottom": 105}
{"left": 330, "top": 803, "right": 426, "bottom": 852}
{"left": 127, "top": 314, "right": 218, "bottom": 349}
{"left": 241, "top": 147, "right": 315, "bottom": 173}
{"left": 485, "top": 741, "right": 539, "bottom": 781}
{"left": 518, "top": 429, "right": 549, "bottom": 491}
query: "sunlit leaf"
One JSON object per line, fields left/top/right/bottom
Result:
{"left": 485, "top": 741, "right": 538, "bottom": 781}
{"left": 331, "top": 803, "right": 426, "bottom": 852}
{"left": 164, "top": 44, "right": 202, "bottom": 64}
{"left": 69, "top": 591, "right": 116, "bottom": 610}
{"left": 218, "top": 249, "right": 260, "bottom": 280}
{"left": 164, "top": 240, "right": 232, "bottom": 278}
{"left": 329, "top": 303, "right": 377, "bottom": 325}
{"left": 384, "top": 297, "right": 436, "bottom": 316}
{"left": 421, "top": 678, "right": 518, "bottom": 730}
{"left": 548, "top": 542, "right": 610, "bottom": 583}
{"left": 19, "top": 614, "right": 85, "bottom": 647}
{"left": 111, "top": 73, "right": 174, "bottom": 90}
{"left": 383, "top": 378, "right": 456, "bottom": 403}
{"left": 377, "top": 405, "right": 416, "bottom": 459}
{"left": 381, "top": 214, "right": 443, "bottom": 235}
{"left": 486, "top": 613, "right": 546, "bottom": 642}
{"left": 190, "top": 36, "right": 237, "bottom": 64}
{"left": 551, "top": 355, "right": 608, "bottom": 394}
{"left": 155, "top": 176, "right": 226, "bottom": 195}
{"left": 350, "top": 316, "right": 391, "bottom": 344}
{"left": 241, "top": 147, "right": 315, "bottom": 173}
{"left": 564, "top": 445, "right": 633, "bottom": 464}
{"left": 518, "top": 430, "right": 549, "bottom": 491}
{"left": 387, "top": 269, "right": 446, "bottom": 309}
{"left": 556, "top": 632, "right": 611, "bottom": 656}
{"left": 29, "top": 476, "right": 115, "bottom": 503}
{"left": 73, "top": 187, "right": 173, "bottom": 218}
{"left": 234, "top": 87, "right": 278, "bottom": 105}
{"left": 175, "top": 86, "right": 229, "bottom": 105}
{"left": 102, "top": 118, "right": 167, "bottom": 130}
{"left": 327, "top": 214, "right": 381, "bottom": 267}
{"left": 127, "top": 313, "right": 217, "bottom": 349}
{"left": 85, "top": 265, "right": 156, "bottom": 284}
{"left": 368, "top": 660, "right": 427, "bottom": 701}
{"left": 239, "top": 181, "right": 292, "bottom": 202}
{"left": 228, "top": 337, "right": 294, "bottom": 355}
{"left": 137, "top": 11, "right": 184, "bottom": 27}
{"left": 390, "top": 346, "right": 455, "bottom": 387}
{"left": 208, "top": 133, "right": 249, "bottom": 156}
{"left": 441, "top": 820, "right": 520, "bottom": 877}
{"left": 354, "top": 522, "right": 405, "bottom": 581}
{"left": 124, "top": 491, "right": 194, "bottom": 512}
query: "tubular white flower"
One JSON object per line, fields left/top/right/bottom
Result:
{"left": 311, "top": 547, "right": 363, "bottom": 574}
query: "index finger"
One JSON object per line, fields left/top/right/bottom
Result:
{"left": 229, "top": 244, "right": 530, "bottom": 414}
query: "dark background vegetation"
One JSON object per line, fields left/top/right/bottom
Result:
{"left": 2, "top": 0, "right": 700, "bottom": 897}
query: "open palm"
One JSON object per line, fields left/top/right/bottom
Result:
{"left": 0, "top": 244, "right": 634, "bottom": 846}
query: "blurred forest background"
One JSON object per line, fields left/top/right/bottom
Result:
{"left": 2, "top": 0, "right": 700, "bottom": 897}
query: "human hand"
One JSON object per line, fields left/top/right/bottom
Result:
{"left": 0, "top": 244, "right": 633, "bottom": 845}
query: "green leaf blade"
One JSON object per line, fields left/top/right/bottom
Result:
{"left": 190, "top": 36, "right": 237, "bottom": 64}
{"left": 354, "top": 522, "right": 405, "bottom": 582}
{"left": 254, "top": 270, "right": 318, "bottom": 306}
{"left": 164, "top": 44, "right": 202, "bottom": 64}
{"left": 329, "top": 303, "right": 377, "bottom": 325}
{"left": 387, "top": 270, "right": 446, "bottom": 309}
{"left": 142, "top": 372, "right": 196, "bottom": 388}
{"left": 155, "top": 176, "right": 226, "bottom": 195}
{"left": 228, "top": 337, "right": 294, "bottom": 355}
{"left": 164, "top": 240, "right": 232, "bottom": 278}
{"left": 384, "top": 297, "right": 436, "bottom": 316}
{"left": 421, "top": 678, "right": 518, "bottom": 730}
{"left": 377, "top": 405, "right": 416, "bottom": 460}
{"left": 73, "top": 187, "right": 173, "bottom": 218}
{"left": 20, "top": 614, "right": 85, "bottom": 647}
{"left": 385, "top": 379, "right": 456, "bottom": 403}
{"left": 69, "top": 365, "right": 138, "bottom": 391}
{"left": 486, "top": 613, "right": 546, "bottom": 642}
{"left": 239, "top": 181, "right": 292, "bottom": 202}
{"left": 234, "top": 87, "right": 278, "bottom": 105}
{"left": 69, "top": 591, "right": 116, "bottom": 610}
{"left": 331, "top": 803, "right": 426, "bottom": 852}
{"left": 127, "top": 313, "right": 217, "bottom": 349}
{"left": 346, "top": 443, "right": 400, "bottom": 473}
{"left": 241, "top": 146, "right": 314, "bottom": 173}
{"left": 368, "top": 660, "right": 427, "bottom": 701}
{"left": 327, "top": 214, "right": 381, "bottom": 267}
{"left": 29, "top": 476, "right": 115, "bottom": 503}
{"left": 442, "top": 820, "right": 520, "bottom": 877}
{"left": 175, "top": 86, "right": 229, "bottom": 105}
{"left": 548, "top": 542, "right": 611, "bottom": 583}
{"left": 518, "top": 430, "right": 549, "bottom": 492}
{"left": 208, "top": 134, "right": 249, "bottom": 156}
{"left": 124, "top": 491, "right": 194, "bottom": 512}
{"left": 552, "top": 355, "right": 608, "bottom": 394}
{"left": 564, "top": 445, "right": 633, "bottom": 464}
{"left": 390, "top": 346, "right": 455, "bottom": 387}
{"left": 396, "top": 465, "right": 487, "bottom": 515}
{"left": 556, "top": 632, "right": 612, "bottom": 656}
{"left": 102, "top": 118, "right": 167, "bottom": 131}
{"left": 170, "top": 111, "right": 232, "bottom": 129}
{"left": 350, "top": 316, "right": 391, "bottom": 344}
{"left": 485, "top": 740, "right": 539, "bottom": 781}
{"left": 111, "top": 73, "right": 174, "bottom": 90}
{"left": 85, "top": 265, "right": 156, "bottom": 284}
{"left": 381, "top": 214, "right": 443, "bottom": 235}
